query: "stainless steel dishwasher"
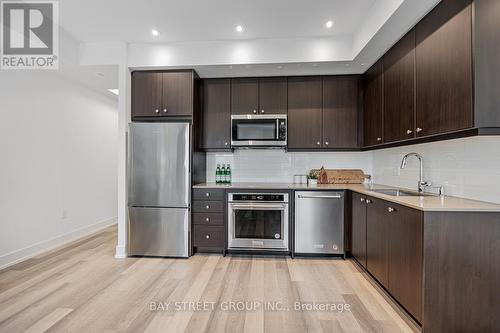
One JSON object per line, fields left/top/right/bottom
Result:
{"left": 294, "top": 191, "right": 344, "bottom": 255}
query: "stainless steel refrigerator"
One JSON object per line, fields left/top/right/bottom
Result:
{"left": 128, "top": 122, "right": 191, "bottom": 257}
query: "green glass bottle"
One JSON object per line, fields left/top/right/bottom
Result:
{"left": 226, "top": 164, "right": 232, "bottom": 184}
{"left": 221, "top": 164, "right": 226, "bottom": 184}
{"left": 216, "top": 164, "right": 221, "bottom": 184}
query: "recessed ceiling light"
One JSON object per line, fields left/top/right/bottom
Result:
{"left": 108, "top": 89, "right": 119, "bottom": 96}
{"left": 151, "top": 29, "right": 159, "bottom": 37}
{"left": 235, "top": 25, "right": 243, "bottom": 33}
{"left": 325, "top": 20, "right": 333, "bottom": 29}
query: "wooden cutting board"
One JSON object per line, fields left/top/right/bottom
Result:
{"left": 312, "top": 168, "right": 366, "bottom": 184}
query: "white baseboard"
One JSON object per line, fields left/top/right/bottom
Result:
{"left": 0, "top": 217, "right": 117, "bottom": 271}
{"left": 115, "top": 245, "right": 127, "bottom": 258}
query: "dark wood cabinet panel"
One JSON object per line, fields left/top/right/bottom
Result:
{"left": 259, "top": 77, "right": 287, "bottom": 114}
{"left": 384, "top": 30, "right": 416, "bottom": 143}
{"left": 193, "top": 188, "right": 225, "bottom": 201}
{"left": 366, "top": 196, "right": 389, "bottom": 288}
{"left": 287, "top": 77, "right": 322, "bottom": 149}
{"left": 193, "top": 225, "right": 224, "bottom": 248}
{"left": 388, "top": 203, "right": 423, "bottom": 323}
{"left": 192, "top": 201, "right": 224, "bottom": 213}
{"left": 193, "top": 213, "right": 224, "bottom": 226}
{"left": 161, "top": 71, "right": 193, "bottom": 116}
{"left": 415, "top": 0, "right": 473, "bottom": 136}
{"left": 322, "top": 76, "right": 360, "bottom": 148}
{"left": 363, "top": 60, "right": 384, "bottom": 146}
{"left": 131, "top": 71, "right": 162, "bottom": 118}
{"left": 231, "top": 78, "right": 259, "bottom": 115}
{"left": 351, "top": 192, "right": 367, "bottom": 268}
{"left": 201, "top": 79, "right": 231, "bottom": 150}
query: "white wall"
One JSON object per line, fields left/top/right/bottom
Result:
{"left": 206, "top": 150, "right": 373, "bottom": 183}
{"left": 0, "top": 71, "right": 118, "bottom": 269}
{"left": 372, "top": 136, "right": 500, "bottom": 204}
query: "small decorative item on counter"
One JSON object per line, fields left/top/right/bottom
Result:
{"left": 216, "top": 164, "right": 221, "bottom": 184}
{"left": 310, "top": 168, "right": 365, "bottom": 184}
{"left": 308, "top": 170, "right": 318, "bottom": 185}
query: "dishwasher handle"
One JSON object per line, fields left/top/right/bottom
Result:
{"left": 297, "top": 194, "right": 342, "bottom": 199}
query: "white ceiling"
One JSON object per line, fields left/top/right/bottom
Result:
{"left": 60, "top": 0, "right": 376, "bottom": 43}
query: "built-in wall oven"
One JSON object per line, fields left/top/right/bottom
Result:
{"left": 231, "top": 114, "right": 287, "bottom": 147}
{"left": 228, "top": 193, "right": 289, "bottom": 251}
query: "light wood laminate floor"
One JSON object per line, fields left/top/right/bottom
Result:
{"left": 0, "top": 226, "right": 417, "bottom": 333}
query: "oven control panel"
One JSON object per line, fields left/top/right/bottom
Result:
{"left": 230, "top": 194, "right": 287, "bottom": 202}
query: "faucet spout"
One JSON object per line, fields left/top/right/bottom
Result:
{"left": 400, "top": 153, "right": 427, "bottom": 193}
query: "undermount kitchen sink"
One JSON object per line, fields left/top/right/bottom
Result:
{"left": 371, "top": 189, "right": 434, "bottom": 197}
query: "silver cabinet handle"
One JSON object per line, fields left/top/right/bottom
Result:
{"left": 205, "top": 234, "right": 210, "bottom": 239}
{"left": 261, "top": 109, "right": 265, "bottom": 113}
{"left": 388, "top": 207, "right": 396, "bottom": 213}
{"left": 407, "top": 129, "right": 413, "bottom": 134}
{"left": 360, "top": 197, "right": 365, "bottom": 202}
{"left": 416, "top": 128, "right": 423, "bottom": 133}
{"left": 316, "top": 141, "right": 321, "bottom": 145}
{"left": 253, "top": 110, "right": 257, "bottom": 114}
{"left": 154, "top": 109, "right": 159, "bottom": 114}
{"left": 377, "top": 137, "right": 382, "bottom": 142}
{"left": 163, "top": 109, "right": 168, "bottom": 113}
{"left": 205, "top": 217, "right": 210, "bottom": 222}
{"left": 325, "top": 141, "right": 329, "bottom": 145}
{"left": 205, "top": 192, "right": 210, "bottom": 197}
{"left": 366, "top": 199, "right": 372, "bottom": 204}
{"left": 297, "top": 194, "right": 342, "bottom": 199}
{"left": 224, "top": 142, "right": 229, "bottom": 146}
{"left": 206, "top": 205, "right": 210, "bottom": 209}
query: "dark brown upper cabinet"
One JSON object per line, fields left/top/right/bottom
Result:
{"left": 322, "top": 76, "right": 360, "bottom": 148}
{"left": 351, "top": 192, "right": 367, "bottom": 268}
{"left": 258, "top": 77, "right": 287, "bottom": 114}
{"left": 287, "top": 77, "right": 322, "bottom": 149}
{"left": 131, "top": 71, "right": 163, "bottom": 118}
{"left": 384, "top": 29, "right": 416, "bottom": 143}
{"left": 363, "top": 60, "right": 384, "bottom": 147}
{"left": 415, "top": 0, "right": 473, "bottom": 136}
{"left": 132, "top": 70, "right": 194, "bottom": 119}
{"left": 230, "top": 78, "right": 259, "bottom": 115}
{"left": 201, "top": 79, "right": 231, "bottom": 150}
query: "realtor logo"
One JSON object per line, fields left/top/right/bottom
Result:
{"left": 1, "top": 1, "right": 58, "bottom": 69}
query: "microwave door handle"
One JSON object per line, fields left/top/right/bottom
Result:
{"left": 276, "top": 119, "right": 280, "bottom": 139}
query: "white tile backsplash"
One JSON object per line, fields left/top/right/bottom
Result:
{"left": 205, "top": 136, "right": 500, "bottom": 204}
{"left": 206, "top": 150, "right": 373, "bottom": 183}
{"left": 371, "top": 136, "right": 500, "bottom": 204}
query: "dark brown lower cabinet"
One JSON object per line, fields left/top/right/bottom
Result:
{"left": 351, "top": 192, "right": 367, "bottom": 268}
{"left": 387, "top": 203, "right": 423, "bottom": 323}
{"left": 192, "top": 188, "right": 226, "bottom": 253}
{"left": 366, "top": 197, "right": 389, "bottom": 288}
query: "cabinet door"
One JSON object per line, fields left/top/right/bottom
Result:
{"left": 322, "top": 76, "right": 360, "bottom": 148}
{"left": 131, "top": 72, "right": 162, "bottom": 118}
{"left": 351, "top": 192, "right": 367, "bottom": 268}
{"left": 363, "top": 60, "right": 384, "bottom": 146}
{"left": 384, "top": 30, "right": 416, "bottom": 143}
{"left": 388, "top": 204, "right": 423, "bottom": 323}
{"left": 201, "top": 79, "right": 231, "bottom": 150}
{"left": 231, "top": 78, "right": 259, "bottom": 115}
{"left": 366, "top": 197, "right": 389, "bottom": 288}
{"left": 415, "top": 0, "right": 473, "bottom": 136}
{"left": 258, "top": 77, "right": 287, "bottom": 114}
{"left": 161, "top": 71, "right": 193, "bottom": 116}
{"left": 287, "top": 77, "right": 322, "bottom": 149}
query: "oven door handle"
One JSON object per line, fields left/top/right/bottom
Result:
{"left": 229, "top": 203, "right": 288, "bottom": 210}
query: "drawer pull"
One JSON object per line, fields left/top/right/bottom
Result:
{"left": 366, "top": 199, "right": 372, "bottom": 204}
{"left": 388, "top": 207, "right": 396, "bottom": 213}
{"left": 206, "top": 205, "right": 210, "bottom": 209}
{"left": 205, "top": 234, "right": 210, "bottom": 239}
{"left": 205, "top": 217, "right": 210, "bottom": 222}
{"left": 205, "top": 192, "right": 210, "bottom": 197}
{"left": 360, "top": 197, "right": 365, "bottom": 202}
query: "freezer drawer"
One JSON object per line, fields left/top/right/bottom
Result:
{"left": 294, "top": 191, "right": 344, "bottom": 255}
{"left": 128, "top": 207, "right": 190, "bottom": 257}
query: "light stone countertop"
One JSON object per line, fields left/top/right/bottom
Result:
{"left": 192, "top": 182, "right": 500, "bottom": 212}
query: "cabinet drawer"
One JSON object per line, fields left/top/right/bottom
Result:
{"left": 192, "top": 201, "right": 224, "bottom": 213}
{"left": 193, "top": 225, "right": 224, "bottom": 248}
{"left": 193, "top": 213, "right": 224, "bottom": 226}
{"left": 193, "top": 189, "right": 225, "bottom": 201}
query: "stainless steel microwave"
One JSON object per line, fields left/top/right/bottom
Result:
{"left": 231, "top": 114, "right": 287, "bottom": 147}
